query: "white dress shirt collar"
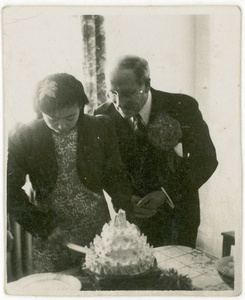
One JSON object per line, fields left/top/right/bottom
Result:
{"left": 138, "top": 90, "right": 152, "bottom": 125}
{"left": 114, "top": 90, "right": 152, "bottom": 125}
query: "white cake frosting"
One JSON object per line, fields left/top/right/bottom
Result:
{"left": 83, "top": 209, "right": 155, "bottom": 276}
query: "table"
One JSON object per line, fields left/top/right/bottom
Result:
{"left": 153, "top": 245, "right": 233, "bottom": 291}
{"left": 63, "top": 245, "right": 233, "bottom": 291}
{"left": 7, "top": 245, "right": 233, "bottom": 294}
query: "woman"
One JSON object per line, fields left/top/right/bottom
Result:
{"left": 7, "top": 73, "right": 133, "bottom": 272}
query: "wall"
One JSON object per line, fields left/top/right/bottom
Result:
{"left": 3, "top": 8, "right": 84, "bottom": 131}
{"left": 105, "top": 8, "right": 241, "bottom": 257}
{"left": 4, "top": 7, "right": 241, "bottom": 258}
{"left": 105, "top": 14, "right": 196, "bottom": 96}
{"left": 194, "top": 13, "right": 241, "bottom": 257}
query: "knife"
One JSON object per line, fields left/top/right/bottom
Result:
{"left": 160, "top": 186, "right": 175, "bottom": 209}
{"left": 66, "top": 243, "right": 90, "bottom": 254}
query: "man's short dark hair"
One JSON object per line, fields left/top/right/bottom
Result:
{"left": 110, "top": 55, "right": 150, "bottom": 85}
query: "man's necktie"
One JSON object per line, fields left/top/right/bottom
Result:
{"left": 133, "top": 114, "right": 147, "bottom": 136}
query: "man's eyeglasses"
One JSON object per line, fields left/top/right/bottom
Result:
{"left": 107, "top": 89, "right": 144, "bottom": 102}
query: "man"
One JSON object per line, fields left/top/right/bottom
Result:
{"left": 94, "top": 55, "right": 218, "bottom": 248}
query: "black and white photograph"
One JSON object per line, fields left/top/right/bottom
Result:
{"left": 2, "top": 4, "right": 242, "bottom": 297}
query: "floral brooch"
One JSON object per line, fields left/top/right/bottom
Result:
{"left": 147, "top": 113, "right": 182, "bottom": 151}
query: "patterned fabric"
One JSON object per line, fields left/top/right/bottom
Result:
{"left": 33, "top": 127, "right": 110, "bottom": 273}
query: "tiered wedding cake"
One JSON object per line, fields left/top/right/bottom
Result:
{"left": 83, "top": 210, "right": 155, "bottom": 276}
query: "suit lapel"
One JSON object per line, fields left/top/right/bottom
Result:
{"left": 148, "top": 88, "right": 168, "bottom": 124}
{"left": 76, "top": 115, "right": 89, "bottom": 176}
{"left": 33, "top": 121, "right": 58, "bottom": 194}
{"left": 108, "top": 103, "right": 135, "bottom": 136}
{"left": 76, "top": 114, "right": 102, "bottom": 191}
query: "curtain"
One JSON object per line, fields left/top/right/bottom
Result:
{"left": 7, "top": 219, "right": 34, "bottom": 282}
{"left": 7, "top": 181, "right": 34, "bottom": 283}
{"left": 81, "top": 15, "right": 107, "bottom": 114}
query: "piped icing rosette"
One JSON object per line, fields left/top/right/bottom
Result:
{"left": 83, "top": 210, "right": 155, "bottom": 276}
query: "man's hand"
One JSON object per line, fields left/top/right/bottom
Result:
{"left": 134, "top": 190, "right": 166, "bottom": 218}
{"left": 132, "top": 195, "right": 156, "bottom": 218}
{"left": 132, "top": 195, "right": 142, "bottom": 206}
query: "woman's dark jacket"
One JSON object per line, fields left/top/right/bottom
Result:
{"left": 7, "top": 114, "right": 133, "bottom": 240}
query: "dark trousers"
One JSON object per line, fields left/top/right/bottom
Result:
{"left": 135, "top": 204, "right": 198, "bottom": 249}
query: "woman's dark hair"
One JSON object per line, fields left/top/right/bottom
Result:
{"left": 33, "top": 73, "right": 89, "bottom": 118}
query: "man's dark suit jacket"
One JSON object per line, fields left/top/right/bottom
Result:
{"left": 94, "top": 88, "right": 218, "bottom": 247}
{"left": 7, "top": 114, "right": 132, "bottom": 241}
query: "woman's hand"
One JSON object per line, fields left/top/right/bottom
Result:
{"left": 47, "top": 227, "right": 68, "bottom": 250}
{"left": 7, "top": 230, "right": 14, "bottom": 252}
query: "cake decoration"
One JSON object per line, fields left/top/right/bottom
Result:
{"left": 83, "top": 209, "right": 156, "bottom": 276}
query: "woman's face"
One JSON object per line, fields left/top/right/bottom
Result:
{"left": 42, "top": 104, "right": 81, "bottom": 134}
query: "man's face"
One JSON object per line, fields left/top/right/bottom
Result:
{"left": 110, "top": 69, "right": 149, "bottom": 118}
